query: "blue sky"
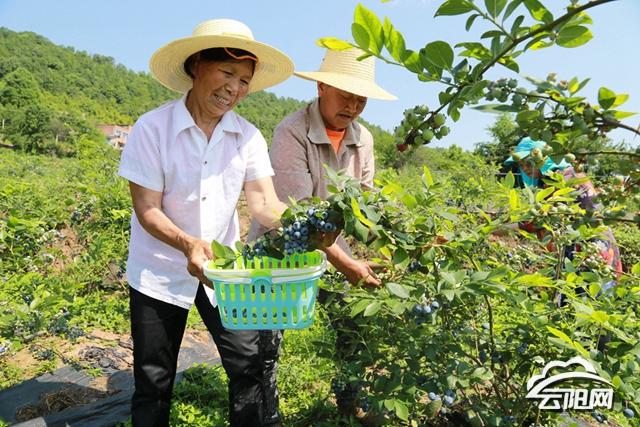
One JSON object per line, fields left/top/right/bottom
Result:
{"left": 1, "top": 0, "right": 639, "bottom": 151}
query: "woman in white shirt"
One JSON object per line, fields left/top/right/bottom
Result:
{"left": 118, "top": 19, "right": 293, "bottom": 427}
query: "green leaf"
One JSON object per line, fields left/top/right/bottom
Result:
{"left": 485, "top": 0, "right": 507, "bottom": 18}
{"left": 441, "top": 289, "right": 455, "bottom": 301}
{"left": 435, "top": 0, "right": 475, "bottom": 16}
{"left": 465, "top": 13, "right": 480, "bottom": 31}
{"left": 472, "top": 103, "right": 521, "bottom": 113}
{"left": 612, "top": 93, "right": 630, "bottom": 108}
{"left": 350, "top": 299, "right": 372, "bottom": 317}
{"left": 353, "top": 219, "right": 369, "bottom": 242}
{"left": 421, "top": 41, "right": 454, "bottom": 72}
{"left": 510, "top": 15, "right": 525, "bottom": 36}
{"left": 351, "top": 197, "right": 374, "bottom": 227}
{"left": 556, "top": 26, "right": 593, "bottom": 48}
{"left": 632, "top": 262, "right": 640, "bottom": 275}
{"left": 316, "top": 37, "right": 353, "bottom": 51}
{"left": 509, "top": 189, "right": 519, "bottom": 210}
{"left": 395, "top": 400, "right": 409, "bottom": 421}
{"left": 422, "top": 166, "right": 434, "bottom": 188}
{"left": 591, "top": 310, "right": 610, "bottom": 324}
{"left": 612, "top": 110, "right": 637, "bottom": 119}
{"left": 547, "top": 326, "right": 573, "bottom": 346}
{"left": 425, "top": 399, "right": 442, "bottom": 418}
{"left": 523, "top": 0, "right": 553, "bottom": 23}
{"left": 503, "top": 0, "right": 525, "bottom": 21}
{"left": 364, "top": 301, "right": 383, "bottom": 317}
{"left": 211, "top": 240, "right": 228, "bottom": 259}
{"left": 383, "top": 18, "right": 407, "bottom": 62}
{"left": 386, "top": 282, "right": 410, "bottom": 299}
{"left": 516, "top": 109, "right": 541, "bottom": 123}
{"left": 402, "top": 50, "right": 423, "bottom": 73}
{"left": 471, "top": 367, "right": 494, "bottom": 381}
{"left": 504, "top": 171, "right": 515, "bottom": 189}
{"left": 456, "top": 42, "right": 492, "bottom": 60}
{"left": 598, "top": 87, "right": 617, "bottom": 110}
{"left": 351, "top": 23, "right": 370, "bottom": 52}
{"left": 535, "top": 186, "right": 555, "bottom": 202}
{"left": 354, "top": 3, "right": 384, "bottom": 54}
{"left": 393, "top": 247, "right": 410, "bottom": 269}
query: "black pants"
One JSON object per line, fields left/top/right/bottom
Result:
{"left": 129, "top": 285, "right": 264, "bottom": 427}
{"left": 259, "top": 287, "right": 363, "bottom": 422}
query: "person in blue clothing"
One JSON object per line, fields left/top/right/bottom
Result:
{"left": 503, "top": 137, "right": 623, "bottom": 296}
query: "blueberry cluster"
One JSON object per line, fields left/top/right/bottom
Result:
{"left": 484, "top": 78, "right": 521, "bottom": 104}
{"left": 413, "top": 299, "right": 440, "bottom": 322}
{"left": 243, "top": 201, "right": 340, "bottom": 260}
{"left": 394, "top": 105, "right": 450, "bottom": 152}
{"left": 428, "top": 389, "right": 456, "bottom": 406}
{"left": 331, "top": 378, "right": 359, "bottom": 404}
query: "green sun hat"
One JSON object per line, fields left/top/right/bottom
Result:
{"left": 503, "top": 137, "right": 547, "bottom": 165}
{"left": 504, "top": 137, "right": 570, "bottom": 174}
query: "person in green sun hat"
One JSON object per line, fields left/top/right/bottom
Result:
{"left": 503, "top": 137, "right": 572, "bottom": 187}
{"left": 503, "top": 137, "right": 623, "bottom": 300}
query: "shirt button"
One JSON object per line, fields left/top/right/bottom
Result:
{"left": 201, "top": 196, "right": 207, "bottom": 201}
{"left": 204, "top": 161, "right": 208, "bottom": 165}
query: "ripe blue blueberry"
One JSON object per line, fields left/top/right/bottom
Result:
{"left": 428, "top": 392, "right": 439, "bottom": 401}
{"left": 431, "top": 301, "right": 440, "bottom": 310}
{"left": 443, "top": 395, "right": 455, "bottom": 406}
{"left": 623, "top": 408, "right": 634, "bottom": 418}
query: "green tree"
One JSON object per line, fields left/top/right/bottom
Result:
{"left": 16, "top": 104, "right": 52, "bottom": 153}
{"left": 0, "top": 67, "right": 42, "bottom": 108}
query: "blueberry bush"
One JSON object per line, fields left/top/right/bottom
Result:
{"left": 309, "top": 1, "right": 640, "bottom": 425}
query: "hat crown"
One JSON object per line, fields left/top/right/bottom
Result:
{"left": 318, "top": 48, "right": 375, "bottom": 82}
{"left": 192, "top": 19, "right": 254, "bottom": 41}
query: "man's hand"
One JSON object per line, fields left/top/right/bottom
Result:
{"left": 183, "top": 238, "right": 214, "bottom": 287}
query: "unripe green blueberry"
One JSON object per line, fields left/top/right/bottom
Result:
{"left": 508, "top": 79, "right": 518, "bottom": 89}
{"left": 433, "top": 113, "right": 446, "bottom": 128}
{"left": 439, "top": 126, "right": 450, "bottom": 137}
{"left": 422, "top": 129, "right": 435, "bottom": 141}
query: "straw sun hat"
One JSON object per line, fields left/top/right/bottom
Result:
{"left": 150, "top": 19, "right": 294, "bottom": 94}
{"left": 295, "top": 48, "right": 396, "bottom": 100}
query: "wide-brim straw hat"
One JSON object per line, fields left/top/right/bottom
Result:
{"left": 295, "top": 48, "right": 396, "bottom": 100}
{"left": 150, "top": 19, "right": 294, "bottom": 94}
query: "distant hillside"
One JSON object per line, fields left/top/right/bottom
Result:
{"left": 0, "top": 27, "right": 394, "bottom": 162}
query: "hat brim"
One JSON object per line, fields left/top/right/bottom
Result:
{"left": 503, "top": 150, "right": 532, "bottom": 165}
{"left": 150, "top": 35, "right": 294, "bottom": 93}
{"left": 294, "top": 71, "right": 397, "bottom": 100}
{"left": 541, "top": 158, "right": 571, "bottom": 174}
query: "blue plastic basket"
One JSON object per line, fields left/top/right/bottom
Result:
{"left": 204, "top": 251, "right": 327, "bottom": 330}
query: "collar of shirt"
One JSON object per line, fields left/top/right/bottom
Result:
{"left": 170, "top": 93, "right": 244, "bottom": 144}
{"left": 307, "top": 98, "right": 362, "bottom": 148}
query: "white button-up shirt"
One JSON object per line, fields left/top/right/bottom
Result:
{"left": 118, "top": 95, "right": 273, "bottom": 309}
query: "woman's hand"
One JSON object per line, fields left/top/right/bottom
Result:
{"left": 183, "top": 238, "right": 214, "bottom": 287}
